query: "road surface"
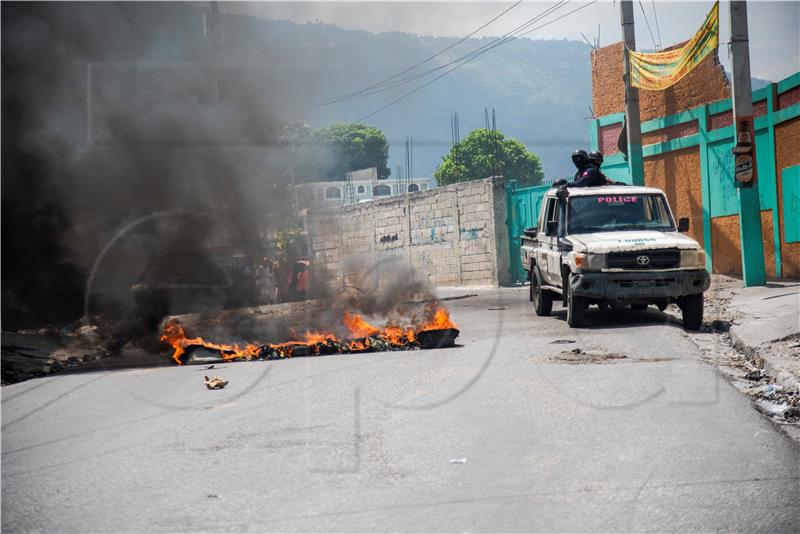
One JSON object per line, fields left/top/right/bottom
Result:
{"left": 3, "top": 288, "right": 799, "bottom": 531}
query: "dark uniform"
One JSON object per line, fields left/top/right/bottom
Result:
{"left": 588, "top": 150, "right": 627, "bottom": 186}
{"left": 553, "top": 149, "right": 605, "bottom": 189}
{"left": 567, "top": 165, "right": 605, "bottom": 187}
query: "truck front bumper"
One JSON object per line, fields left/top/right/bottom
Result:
{"left": 570, "top": 269, "right": 710, "bottom": 300}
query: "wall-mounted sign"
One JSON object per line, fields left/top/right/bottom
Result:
{"left": 732, "top": 115, "right": 757, "bottom": 187}
{"left": 735, "top": 154, "right": 754, "bottom": 183}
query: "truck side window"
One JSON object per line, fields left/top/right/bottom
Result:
{"left": 540, "top": 198, "right": 556, "bottom": 233}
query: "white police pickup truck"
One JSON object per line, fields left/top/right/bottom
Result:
{"left": 520, "top": 185, "right": 710, "bottom": 329}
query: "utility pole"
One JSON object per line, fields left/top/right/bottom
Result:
{"left": 729, "top": 1, "right": 766, "bottom": 286}
{"left": 620, "top": 1, "right": 644, "bottom": 185}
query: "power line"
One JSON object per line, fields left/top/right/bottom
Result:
{"left": 638, "top": 0, "right": 658, "bottom": 50}
{"left": 313, "top": 0, "right": 522, "bottom": 108}
{"left": 357, "top": 0, "right": 600, "bottom": 122}
{"left": 650, "top": 0, "right": 663, "bottom": 50}
{"left": 328, "top": 1, "right": 568, "bottom": 110}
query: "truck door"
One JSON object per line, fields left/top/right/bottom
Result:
{"left": 537, "top": 197, "right": 559, "bottom": 285}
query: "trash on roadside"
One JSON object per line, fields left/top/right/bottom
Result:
{"left": 449, "top": 458, "right": 468, "bottom": 464}
{"left": 744, "top": 369, "right": 764, "bottom": 381}
{"left": 550, "top": 339, "right": 577, "bottom": 345}
{"left": 784, "top": 406, "right": 800, "bottom": 421}
{"left": 571, "top": 348, "right": 583, "bottom": 354}
{"left": 753, "top": 400, "right": 792, "bottom": 420}
{"left": 204, "top": 375, "right": 228, "bottom": 390}
{"left": 746, "top": 383, "right": 783, "bottom": 398}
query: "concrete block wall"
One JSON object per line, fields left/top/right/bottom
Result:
{"left": 308, "top": 177, "right": 511, "bottom": 288}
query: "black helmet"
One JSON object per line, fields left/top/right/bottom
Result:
{"left": 588, "top": 150, "right": 604, "bottom": 165}
{"left": 571, "top": 149, "right": 588, "bottom": 169}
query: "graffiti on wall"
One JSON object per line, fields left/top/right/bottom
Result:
{"left": 412, "top": 215, "right": 454, "bottom": 245}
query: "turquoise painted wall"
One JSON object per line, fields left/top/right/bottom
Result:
{"left": 587, "top": 71, "right": 800, "bottom": 277}
{"left": 782, "top": 165, "right": 800, "bottom": 244}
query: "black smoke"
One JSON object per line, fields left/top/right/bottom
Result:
{"left": 2, "top": 2, "right": 302, "bottom": 331}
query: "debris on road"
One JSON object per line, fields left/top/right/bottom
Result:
{"left": 550, "top": 339, "right": 577, "bottom": 345}
{"left": 204, "top": 375, "right": 228, "bottom": 390}
{"left": 552, "top": 350, "right": 627, "bottom": 365}
{"left": 449, "top": 458, "right": 468, "bottom": 464}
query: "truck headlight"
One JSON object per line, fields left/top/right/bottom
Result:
{"left": 681, "top": 249, "right": 706, "bottom": 268}
{"left": 574, "top": 253, "right": 606, "bottom": 271}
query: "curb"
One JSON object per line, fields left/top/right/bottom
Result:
{"left": 729, "top": 326, "right": 800, "bottom": 391}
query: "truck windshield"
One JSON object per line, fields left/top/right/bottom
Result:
{"left": 568, "top": 194, "right": 675, "bottom": 234}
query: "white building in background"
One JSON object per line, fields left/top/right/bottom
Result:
{"left": 295, "top": 167, "right": 432, "bottom": 210}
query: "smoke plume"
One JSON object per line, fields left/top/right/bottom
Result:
{"left": 2, "top": 2, "right": 301, "bottom": 331}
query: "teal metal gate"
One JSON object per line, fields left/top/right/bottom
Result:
{"left": 505, "top": 181, "right": 551, "bottom": 284}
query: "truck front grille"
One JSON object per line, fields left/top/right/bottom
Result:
{"left": 607, "top": 249, "right": 680, "bottom": 270}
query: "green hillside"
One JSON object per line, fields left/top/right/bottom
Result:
{"left": 240, "top": 19, "right": 594, "bottom": 180}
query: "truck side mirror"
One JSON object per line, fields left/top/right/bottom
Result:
{"left": 546, "top": 221, "right": 558, "bottom": 236}
{"left": 678, "top": 217, "right": 690, "bottom": 232}
{"left": 523, "top": 227, "right": 537, "bottom": 238}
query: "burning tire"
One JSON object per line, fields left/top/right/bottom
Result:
{"left": 417, "top": 328, "right": 460, "bottom": 349}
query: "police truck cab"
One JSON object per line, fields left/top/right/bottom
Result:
{"left": 520, "top": 185, "right": 710, "bottom": 329}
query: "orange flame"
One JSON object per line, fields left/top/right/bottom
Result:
{"left": 160, "top": 320, "right": 261, "bottom": 365}
{"left": 417, "top": 306, "right": 458, "bottom": 332}
{"left": 343, "top": 313, "right": 380, "bottom": 338}
{"left": 161, "top": 305, "right": 456, "bottom": 364}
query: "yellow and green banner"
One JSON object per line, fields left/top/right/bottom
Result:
{"left": 629, "top": 2, "right": 719, "bottom": 91}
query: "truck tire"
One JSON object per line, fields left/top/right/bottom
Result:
{"left": 528, "top": 270, "right": 534, "bottom": 301}
{"left": 680, "top": 293, "right": 704, "bottom": 331}
{"left": 532, "top": 269, "right": 553, "bottom": 316}
{"left": 566, "top": 277, "right": 586, "bottom": 327}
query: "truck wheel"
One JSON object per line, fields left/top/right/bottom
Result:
{"left": 566, "top": 278, "right": 586, "bottom": 327}
{"left": 528, "top": 270, "right": 534, "bottom": 301}
{"left": 532, "top": 269, "right": 553, "bottom": 316}
{"left": 680, "top": 293, "right": 704, "bottom": 331}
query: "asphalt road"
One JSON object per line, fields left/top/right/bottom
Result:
{"left": 3, "top": 287, "right": 799, "bottom": 532}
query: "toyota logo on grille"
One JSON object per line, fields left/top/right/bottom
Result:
{"left": 636, "top": 255, "right": 650, "bottom": 266}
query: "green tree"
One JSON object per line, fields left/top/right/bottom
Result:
{"left": 434, "top": 128, "right": 544, "bottom": 187}
{"left": 313, "top": 123, "right": 391, "bottom": 181}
